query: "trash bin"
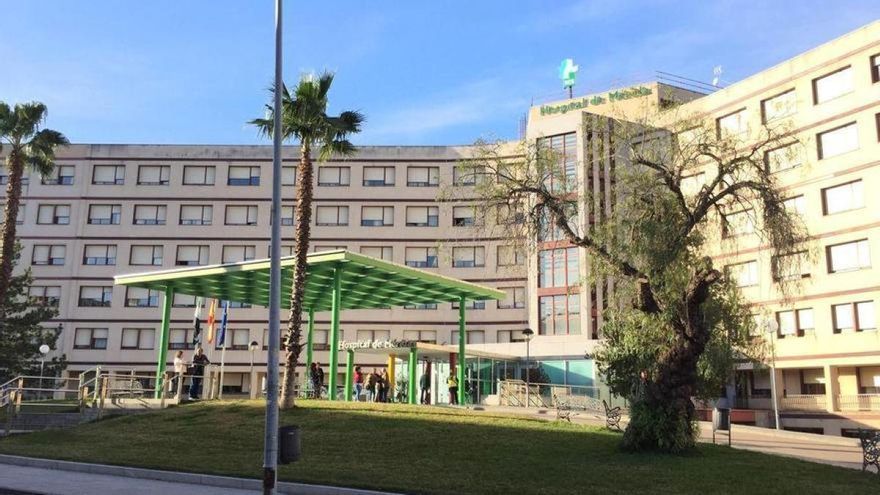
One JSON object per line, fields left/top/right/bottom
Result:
{"left": 278, "top": 425, "right": 301, "bottom": 464}
{"left": 713, "top": 407, "right": 730, "bottom": 431}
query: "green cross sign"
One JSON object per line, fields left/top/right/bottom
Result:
{"left": 559, "top": 58, "right": 578, "bottom": 89}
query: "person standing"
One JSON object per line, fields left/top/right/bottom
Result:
{"left": 365, "top": 370, "right": 377, "bottom": 402}
{"left": 316, "top": 364, "right": 325, "bottom": 399}
{"left": 447, "top": 371, "right": 459, "bottom": 405}
{"left": 309, "top": 363, "right": 320, "bottom": 399}
{"left": 172, "top": 350, "right": 187, "bottom": 398}
{"left": 378, "top": 369, "right": 389, "bottom": 402}
{"left": 353, "top": 366, "right": 364, "bottom": 401}
{"left": 189, "top": 346, "right": 210, "bottom": 400}
{"left": 419, "top": 371, "right": 431, "bottom": 404}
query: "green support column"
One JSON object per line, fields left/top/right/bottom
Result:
{"left": 408, "top": 347, "right": 417, "bottom": 405}
{"left": 154, "top": 287, "right": 174, "bottom": 399}
{"left": 328, "top": 266, "right": 343, "bottom": 401}
{"left": 305, "top": 308, "right": 315, "bottom": 373}
{"left": 458, "top": 295, "right": 466, "bottom": 405}
{"left": 344, "top": 349, "right": 354, "bottom": 402}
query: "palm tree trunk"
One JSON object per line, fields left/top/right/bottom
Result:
{"left": 0, "top": 149, "right": 24, "bottom": 322}
{"left": 279, "top": 142, "right": 314, "bottom": 408}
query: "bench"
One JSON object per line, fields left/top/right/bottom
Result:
{"left": 603, "top": 400, "right": 622, "bottom": 431}
{"left": 553, "top": 394, "right": 572, "bottom": 422}
{"left": 859, "top": 429, "right": 880, "bottom": 475}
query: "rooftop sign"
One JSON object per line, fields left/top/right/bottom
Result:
{"left": 338, "top": 339, "right": 417, "bottom": 351}
{"left": 539, "top": 85, "right": 653, "bottom": 116}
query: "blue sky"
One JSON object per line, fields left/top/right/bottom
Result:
{"left": 1, "top": 1, "right": 877, "bottom": 146}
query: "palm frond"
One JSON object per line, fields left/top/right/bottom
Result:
{"left": 0, "top": 102, "right": 13, "bottom": 138}
{"left": 12, "top": 102, "right": 47, "bottom": 139}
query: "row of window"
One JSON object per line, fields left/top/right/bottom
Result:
{"left": 772, "top": 299, "right": 876, "bottom": 337}
{"left": 29, "top": 243, "right": 526, "bottom": 269}
{"left": 6, "top": 163, "right": 496, "bottom": 189}
{"left": 725, "top": 238, "right": 872, "bottom": 288}
{"left": 71, "top": 327, "right": 527, "bottom": 351}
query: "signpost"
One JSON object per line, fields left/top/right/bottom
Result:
{"left": 559, "top": 58, "right": 578, "bottom": 98}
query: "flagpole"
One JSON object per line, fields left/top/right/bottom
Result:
{"left": 219, "top": 340, "right": 227, "bottom": 400}
{"left": 264, "top": 0, "right": 283, "bottom": 492}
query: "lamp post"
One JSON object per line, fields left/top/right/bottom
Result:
{"left": 38, "top": 344, "right": 50, "bottom": 401}
{"left": 522, "top": 328, "right": 534, "bottom": 407}
{"left": 766, "top": 319, "right": 781, "bottom": 430}
{"left": 249, "top": 340, "right": 260, "bottom": 399}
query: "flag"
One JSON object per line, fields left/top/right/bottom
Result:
{"left": 192, "top": 296, "right": 203, "bottom": 345}
{"left": 217, "top": 301, "right": 229, "bottom": 347}
{"left": 206, "top": 299, "right": 217, "bottom": 344}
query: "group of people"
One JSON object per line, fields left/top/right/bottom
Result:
{"left": 353, "top": 366, "right": 392, "bottom": 402}
{"left": 171, "top": 347, "right": 211, "bottom": 400}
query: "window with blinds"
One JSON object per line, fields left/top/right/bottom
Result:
{"left": 169, "top": 328, "right": 195, "bottom": 350}
{"left": 402, "top": 330, "right": 436, "bottom": 343}
{"left": 764, "top": 143, "right": 802, "bottom": 173}
{"left": 28, "top": 286, "right": 61, "bottom": 306}
{"left": 74, "top": 328, "right": 109, "bottom": 349}
{"left": 92, "top": 165, "right": 125, "bottom": 185}
{"left": 452, "top": 206, "right": 476, "bottom": 227}
{"left": 121, "top": 328, "right": 155, "bottom": 350}
{"left": 42, "top": 165, "right": 75, "bottom": 185}
{"left": 360, "top": 206, "right": 393, "bottom": 226}
{"left": 176, "top": 245, "right": 209, "bottom": 266}
{"left": 125, "top": 287, "right": 159, "bottom": 307}
{"left": 761, "top": 89, "right": 797, "bottom": 123}
{"left": 32, "top": 244, "right": 66, "bottom": 265}
{"left": 183, "top": 166, "right": 216, "bottom": 185}
{"left": 222, "top": 245, "right": 256, "bottom": 263}
{"left": 716, "top": 108, "right": 748, "bottom": 139}
{"left": 497, "top": 245, "right": 525, "bottom": 267}
{"left": 360, "top": 246, "right": 393, "bottom": 260}
{"left": 813, "top": 66, "right": 853, "bottom": 104}
{"left": 405, "top": 247, "right": 438, "bottom": 268}
{"left": 721, "top": 209, "right": 755, "bottom": 237}
{"left": 172, "top": 294, "right": 197, "bottom": 308}
{"left": 133, "top": 205, "right": 167, "bottom": 225}
{"left": 282, "top": 166, "right": 297, "bottom": 185}
{"left": 451, "top": 330, "right": 485, "bottom": 344}
{"left": 827, "top": 239, "right": 871, "bottom": 273}
{"left": 363, "top": 166, "right": 395, "bottom": 186}
{"left": 406, "top": 166, "right": 439, "bottom": 187}
{"left": 725, "top": 260, "right": 759, "bottom": 287}
{"left": 315, "top": 206, "right": 349, "bottom": 226}
{"left": 137, "top": 165, "right": 170, "bottom": 185}
{"left": 452, "top": 246, "right": 485, "bottom": 267}
{"left": 224, "top": 205, "right": 258, "bottom": 225}
{"left": 822, "top": 180, "right": 864, "bottom": 215}
{"left": 228, "top": 166, "right": 260, "bottom": 186}
{"left": 818, "top": 122, "right": 859, "bottom": 159}
{"left": 78, "top": 286, "right": 112, "bottom": 307}
{"left": 130, "top": 245, "right": 163, "bottom": 266}
{"left": 179, "top": 205, "right": 213, "bottom": 225}
{"left": 83, "top": 244, "right": 117, "bottom": 265}
{"left": 36, "top": 204, "right": 71, "bottom": 225}
{"left": 498, "top": 287, "right": 526, "bottom": 309}
{"left": 87, "top": 204, "right": 122, "bottom": 225}
{"left": 317, "top": 166, "right": 350, "bottom": 186}
{"left": 405, "top": 206, "right": 438, "bottom": 227}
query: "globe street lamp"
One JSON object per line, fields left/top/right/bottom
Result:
{"left": 249, "top": 340, "right": 260, "bottom": 399}
{"left": 766, "top": 319, "right": 781, "bottom": 430}
{"left": 522, "top": 328, "right": 534, "bottom": 407}
{"left": 38, "top": 344, "right": 50, "bottom": 401}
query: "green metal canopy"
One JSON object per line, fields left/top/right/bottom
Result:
{"left": 114, "top": 249, "right": 504, "bottom": 310}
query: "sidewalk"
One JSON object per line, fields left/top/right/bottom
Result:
{"left": 470, "top": 404, "right": 864, "bottom": 470}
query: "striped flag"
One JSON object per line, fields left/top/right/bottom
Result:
{"left": 216, "top": 301, "right": 229, "bottom": 347}
{"left": 192, "top": 296, "right": 203, "bottom": 345}
{"left": 206, "top": 299, "right": 217, "bottom": 344}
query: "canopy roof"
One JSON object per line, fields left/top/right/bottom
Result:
{"left": 114, "top": 249, "right": 505, "bottom": 312}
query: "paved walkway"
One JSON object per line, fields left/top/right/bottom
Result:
{"left": 470, "top": 404, "right": 865, "bottom": 470}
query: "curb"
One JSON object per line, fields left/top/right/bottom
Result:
{"left": 0, "top": 454, "right": 399, "bottom": 495}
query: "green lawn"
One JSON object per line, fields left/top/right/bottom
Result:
{"left": 0, "top": 400, "right": 875, "bottom": 494}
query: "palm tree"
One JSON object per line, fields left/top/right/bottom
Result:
{"left": 0, "top": 102, "right": 68, "bottom": 321}
{"left": 252, "top": 73, "right": 364, "bottom": 408}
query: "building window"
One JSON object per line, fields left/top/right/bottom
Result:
{"left": 716, "top": 108, "right": 748, "bottom": 139}
{"left": 130, "top": 245, "right": 163, "bottom": 266}
{"left": 169, "top": 328, "right": 196, "bottom": 350}
{"left": 315, "top": 206, "right": 349, "bottom": 226}
{"left": 452, "top": 206, "right": 476, "bottom": 227}
{"left": 172, "top": 294, "right": 196, "bottom": 308}
{"left": 404, "top": 303, "right": 437, "bottom": 310}
{"left": 227, "top": 166, "right": 260, "bottom": 186}
{"left": 761, "top": 89, "right": 797, "bottom": 123}
{"left": 538, "top": 247, "right": 579, "bottom": 288}
{"left": 92, "top": 165, "right": 125, "bottom": 185}
{"left": 1, "top": 204, "right": 26, "bottom": 225}
{"left": 137, "top": 165, "right": 170, "bottom": 185}
{"left": 121, "top": 328, "right": 155, "bottom": 350}
{"left": 314, "top": 245, "right": 345, "bottom": 253}
{"left": 36, "top": 204, "right": 70, "bottom": 225}
{"left": 496, "top": 203, "right": 525, "bottom": 225}
{"left": 32, "top": 244, "right": 65, "bottom": 266}
{"left": 452, "top": 246, "right": 485, "bottom": 268}
{"left": 538, "top": 204, "right": 578, "bottom": 242}
{"left": 179, "top": 205, "right": 213, "bottom": 225}
{"left": 133, "top": 205, "right": 167, "bottom": 225}
{"left": 812, "top": 66, "right": 853, "bottom": 104}
{"left": 453, "top": 165, "right": 484, "bottom": 186}
{"left": 450, "top": 330, "right": 485, "bottom": 344}
{"left": 28, "top": 286, "right": 61, "bottom": 307}
{"left": 83, "top": 244, "right": 117, "bottom": 265}
{"left": 363, "top": 166, "right": 395, "bottom": 186}
{"left": 272, "top": 205, "right": 294, "bottom": 226}
{"left": 402, "top": 330, "right": 436, "bottom": 343}
{"left": 725, "top": 260, "right": 759, "bottom": 288}
{"left": 817, "top": 122, "right": 858, "bottom": 159}
{"left": 183, "top": 165, "right": 216, "bottom": 185}
{"left": 772, "top": 251, "right": 810, "bottom": 281}
{"left": 217, "top": 329, "right": 250, "bottom": 350}
{"left": 406, "top": 166, "right": 439, "bottom": 187}
{"left": 539, "top": 294, "right": 581, "bottom": 335}
{"left": 764, "top": 143, "right": 802, "bottom": 173}
{"left": 282, "top": 166, "right": 296, "bottom": 186}
{"left": 42, "top": 165, "right": 75, "bottom": 185}
{"left": 356, "top": 329, "right": 391, "bottom": 342}
{"left": 721, "top": 209, "right": 755, "bottom": 237}
{"left": 776, "top": 308, "right": 814, "bottom": 337}
{"left": 827, "top": 239, "right": 870, "bottom": 273}
{"left": 125, "top": 287, "right": 159, "bottom": 308}
{"left": 405, "top": 247, "right": 438, "bottom": 268}
{"left": 78, "top": 286, "right": 112, "bottom": 307}
{"left": 221, "top": 245, "right": 256, "bottom": 263}
{"left": 822, "top": 180, "right": 863, "bottom": 215}
{"left": 224, "top": 205, "right": 258, "bottom": 226}
{"left": 872, "top": 54, "right": 880, "bottom": 84}
{"left": 360, "top": 246, "right": 393, "bottom": 261}
{"left": 452, "top": 299, "right": 486, "bottom": 310}
{"left": 176, "top": 245, "right": 209, "bottom": 266}
{"left": 360, "top": 206, "right": 394, "bottom": 227}
{"left": 497, "top": 245, "right": 526, "bottom": 267}
{"left": 538, "top": 133, "right": 577, "bottom": 193}
{"left": 783, "top": 195, "right": 806, "bottom": 216}
{"left": 405, "top": 206, "right": 439, "bottom": 227}
{"left": 317, "top": 166, "right": 350, "bottom": 186}
{"left": 497, "top": 330, "right": 529, "bottom": 343}
{"left": 74, "top": 328, "right": 109, "bottom": 350}
{"left": 87, "top": 204, "right": 121, "bottom": 225}
{"left": 498, "top": 287, "right": 526, "bottom": 309}
{"left": 833, "top": 301, "right": 876, "bottom": 333}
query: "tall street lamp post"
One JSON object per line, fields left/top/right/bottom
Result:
{"left": 766, "top": 319, "right": 781, "bottom": 430}
{"left": 249, "top": 340, "right": 260, "bottom": 399}
{"left": 38, "top": 344, "right": 50, "bottom": 401}
{"left": 522, "top": 328, "right": 534, "bottom": 407}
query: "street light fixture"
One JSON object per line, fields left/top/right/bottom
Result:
{"left": 522, "top": 328, "right": 534, "bottom": 407}
{"left": 766, "top": 319, "right": 781, "bottom": 430}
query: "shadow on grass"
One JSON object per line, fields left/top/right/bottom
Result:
{"left": 0, "top": 400, "right": 876, "bottom": 495}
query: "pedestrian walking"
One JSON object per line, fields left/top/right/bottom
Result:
{"left": 189, "top": 346, "right": 210, "bottom": 400}
{"left": 447, "top": 371, "right": 458, "bottom": 405}
{"left": 420, "top": 371, "right": 431, "bottom": 404}
{"left": 354, "top": 366, "right": 364, "bottom": 401}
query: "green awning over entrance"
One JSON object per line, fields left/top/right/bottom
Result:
{"left": 114, "top": 249, "right": 505, "bottom": 311}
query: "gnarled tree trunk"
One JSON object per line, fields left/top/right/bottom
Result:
{"left": 0, "top": 149, "right": 24, "bottom": 323}
{"left": 279, "top": 142, "right": 314, "bottom": 409}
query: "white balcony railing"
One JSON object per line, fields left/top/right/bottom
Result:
{"left": 837, "top": 394, "right": 880, "bottom": 412}
{"left": 780, "top": 394, "right": 827, "bottom": 411}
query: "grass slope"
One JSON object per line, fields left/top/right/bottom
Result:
{"left": 0, "top": 400, "right": 876, "bottom": 494}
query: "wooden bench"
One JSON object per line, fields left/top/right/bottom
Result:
{"left": 553, "top": 394, "right": 572, "bottom": 422}
{"left": 859, "top": 428, "right": 880, "bottom": 474}
{"left": 603, "top": 400, "right": 622, "bottom": 431}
